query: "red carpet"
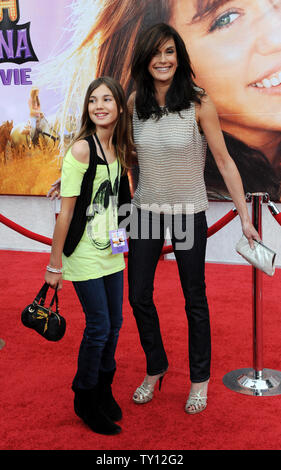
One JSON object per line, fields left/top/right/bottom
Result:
{"left": 0, "top": 250, "right": 281, "bottom": 450}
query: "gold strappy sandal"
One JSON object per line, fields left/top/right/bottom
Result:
{"left": 133, "top": 371, "right": 167, "bottom": 404}
{"left": 185, "top": 380, "right": 209, "bottom": 414}
{"left": 185, "top": 389, "right": 207, "bottom": 414}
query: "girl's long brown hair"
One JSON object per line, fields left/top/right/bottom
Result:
{"left": 71, "top": 77, "right": 134, "bottom": 170}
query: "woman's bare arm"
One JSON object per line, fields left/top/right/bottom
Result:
{"left": 198, "top": 95, "right": 260, "bottom": 247}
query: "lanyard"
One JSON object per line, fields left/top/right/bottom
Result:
{"left": 94, "top": 133, "right": 120, "bottom": 196}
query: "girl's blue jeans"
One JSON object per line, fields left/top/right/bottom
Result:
{"left": 72, "top": 270, "right": 123, "bottom": 390}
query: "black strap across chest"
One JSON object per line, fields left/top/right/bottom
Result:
{"left": 63, "top": 135, "right": 98, "bottom": 257}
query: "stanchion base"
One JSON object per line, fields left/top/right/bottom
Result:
{"left": 223, "top": 368, "right": 281, "bottom": 396}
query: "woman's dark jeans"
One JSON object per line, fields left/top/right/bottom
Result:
{"left": 72, "top": 270, "right": 123, "bottom": 390}
{"left": 128, "top": 208, "right": 211, "bottom": 383}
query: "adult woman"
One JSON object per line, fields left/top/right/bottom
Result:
{"left": 45, "top": 77, "right": 133, "bottom": 434}
{"left": 127, "top": 23, "right": 259, "bottom": 414}
{"left": 44, "top": 0, "right": 281, "bottom": 201}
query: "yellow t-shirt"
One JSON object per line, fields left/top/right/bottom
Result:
{"left": 61, "top": 148, "right": 125, "bottom": 281}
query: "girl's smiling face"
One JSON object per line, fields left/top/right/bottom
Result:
{"left": 88, "top": 84, "right": 119, "bottom": 129}
{"left": 171, "top": 0, "right": 281, "bottom": 146}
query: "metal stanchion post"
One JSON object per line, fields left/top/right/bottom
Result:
{"left": 223, "top": 193, "right": 281, "bottom": 396}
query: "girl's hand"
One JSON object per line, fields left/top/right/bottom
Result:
{"left": 45, "top": 270, "right": 63, "bottom": 290}
{"left": 241, "top": 218, "right": 261, "bottom": 249}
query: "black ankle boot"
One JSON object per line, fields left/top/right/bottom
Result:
{"left": 98, "top": 369, "right": 122, "bottom": 422}
{"left": 73, "top": 386, "right": 121, "bottom": 435}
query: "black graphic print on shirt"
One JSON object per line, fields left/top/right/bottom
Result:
{"left": 86, "top": 176, "right": 118, "bottom": 250}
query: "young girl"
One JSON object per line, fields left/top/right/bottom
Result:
{"left": 127, "top": 23, "right": 260, "bottom": 414}
{"left": 45, "top": 77, "right": 132, "bottom": 435}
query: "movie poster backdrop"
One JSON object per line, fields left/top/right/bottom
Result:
{"left": 0, "top": 0, "right": 280, "bottom": 201}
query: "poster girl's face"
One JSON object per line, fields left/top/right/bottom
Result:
{"left": 88, "top": 84, "right": 119, "bottom": 129}
{"left": 171, "top": 0, "right": 281, "bottom": 146}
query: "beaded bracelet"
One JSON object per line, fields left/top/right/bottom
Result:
{"left": 46, "top": 265, "right": 62, "bottom": 274}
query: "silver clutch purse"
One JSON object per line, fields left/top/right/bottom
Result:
{"left": 235, "top": 235, "right": 276, "bottom": 276}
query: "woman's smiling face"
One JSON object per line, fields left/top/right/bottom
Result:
{"left": 171, "top": 0, "right": 281, "bottom": 146}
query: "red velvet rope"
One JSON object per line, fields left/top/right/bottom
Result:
{"left": 267, "top": 202, "right": 281, "bottom": 226}
{"left": 162, "top": 209, "right": 238, "bottom": 255}
{"left": 0, "top": 208, "right": 238, "bottom": 256}
{"left": 0, "top": 213, "right": 52, "bottom": 246}
{"left": 207, "top": 208, "right": 238, "bottom": 237}
{"left": 272, "top": 213, "right": 281, "bottom": 226}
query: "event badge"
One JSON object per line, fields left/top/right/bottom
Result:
{"left": 109, "top": 228, "right": 128, "bottom": 254}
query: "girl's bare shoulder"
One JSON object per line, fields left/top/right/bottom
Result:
{"left": 71, "top": 139, "right": 90, "bottom": 164}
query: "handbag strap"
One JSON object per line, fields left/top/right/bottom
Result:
{"left": 49, "top": 288, "right": 59, "bottom": 314}
{"left": 35, "top": 282, "right": 49, "bottom": 305}
{"left": 34, "top": 283, "right": 59, "bottom": 313}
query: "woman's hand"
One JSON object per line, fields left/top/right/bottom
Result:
{"left": 241, "top": 218, "right": 261, "bottom": 249}
{"left": 47, "top": 178, "right": 61, "bottom": 200}
{"left": 45, "top": 270, "right": 63, "bottom": 290}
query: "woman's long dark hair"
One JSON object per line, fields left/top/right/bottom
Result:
{"left": 131, "top": 23, "right": 204, "bottom": 120}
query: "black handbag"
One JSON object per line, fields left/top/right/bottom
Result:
{"left": 21, "top": 283, "right": 66, "bottom": 341}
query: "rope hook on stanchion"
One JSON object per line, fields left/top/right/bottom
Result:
{"left": 223, "top": 192, "right": 281, "bottom": 396}
{"left": 267, "top": 199, "right": 281, "bottom": 226}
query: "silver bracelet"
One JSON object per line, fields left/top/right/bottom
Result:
{"left": 46, "top": 265, "right": 62, "bottom": 274}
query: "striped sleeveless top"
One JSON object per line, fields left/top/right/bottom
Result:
{"left": 132, "top": 102, "right": 209, "bottom": 214}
